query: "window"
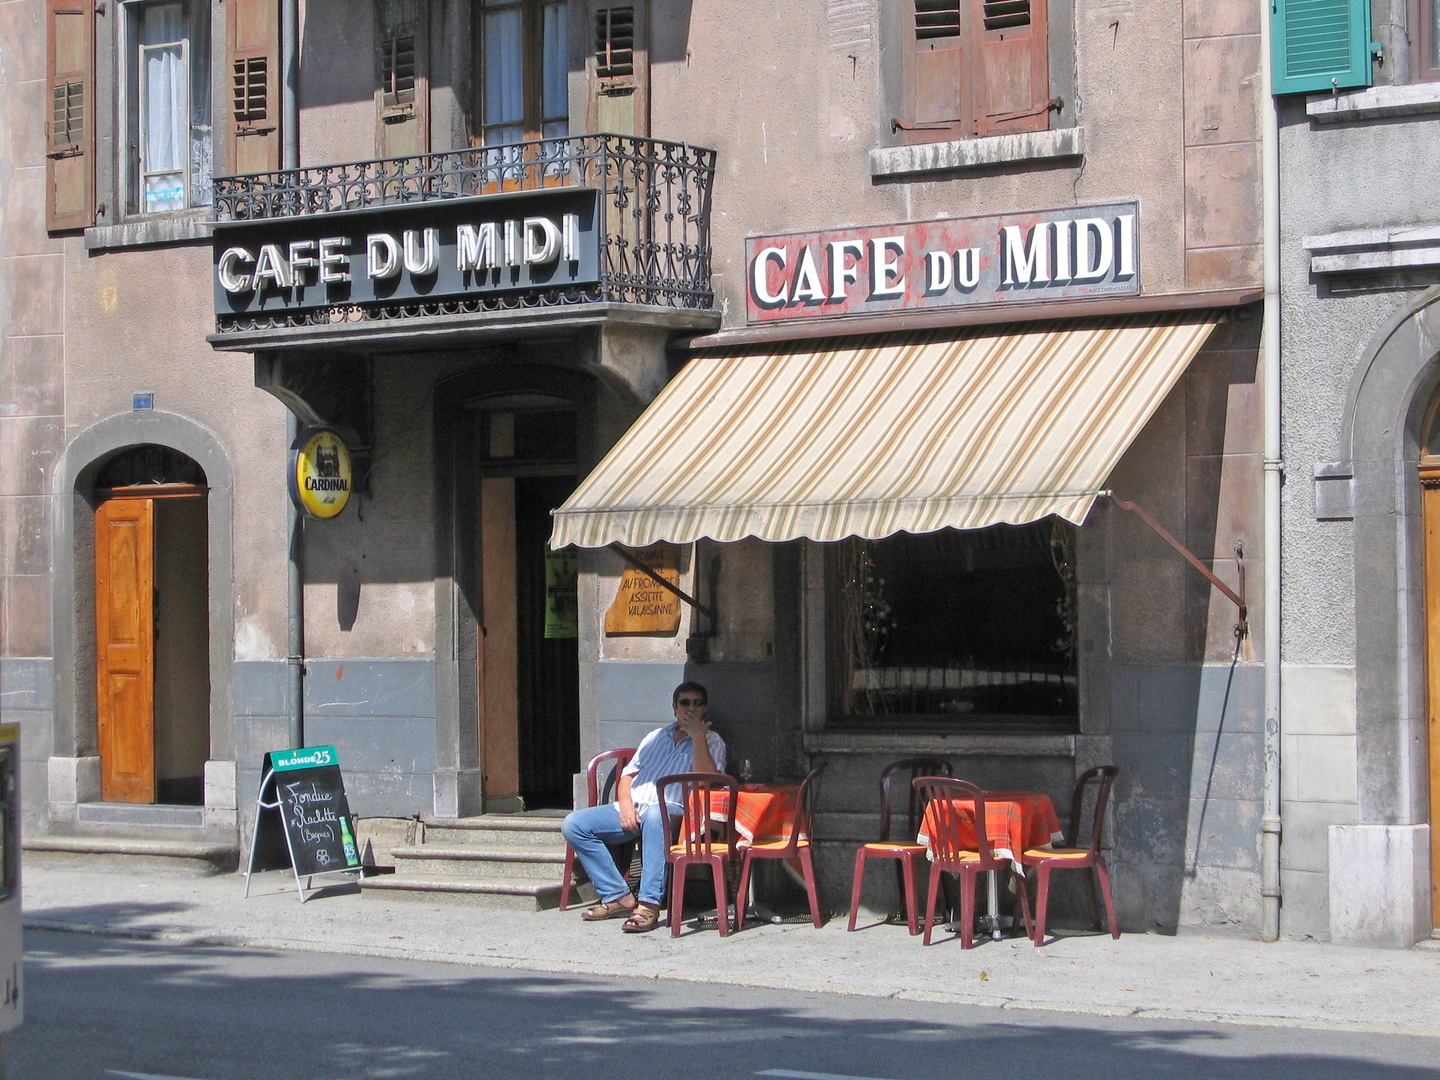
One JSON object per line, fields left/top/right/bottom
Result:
{"left": 476, "top": 0, "right": 569, "bottom": 146}
{"left": 900, "top": 0, "right": 1055, "bottom": 144}
{"left": 1268, "top": 0, "right": 1371, "bottom": 94}
{"left": 124, "top": 0, "right": 211, "bottom": 214}
{"left": 227, "top": 0, "right": 280, "bottom": 174}
{"left": 1415, "top": 0, "right": 1440, "bottom": 82}
{"left": 827, "top": 521, "right": 1077, "bottom": 730}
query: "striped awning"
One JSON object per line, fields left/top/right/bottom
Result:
{"left": 550, "top": 313, "right": 1220, "bottom": 548}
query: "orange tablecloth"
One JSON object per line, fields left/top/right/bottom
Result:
{"left": 707, "top": 784, "right": 801, "bottom": 844}
{"left": 917, "top": 791, "right": 1063, "bottom": 864}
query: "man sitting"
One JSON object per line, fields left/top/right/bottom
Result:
{"left": 561, "top": 681, "right": 726, "bottom": 933}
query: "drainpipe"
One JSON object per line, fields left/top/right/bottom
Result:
{"left": 283, "top": 0, "right": 303, "bottom": 748}
{"left": 1259, "top": 0, "right": 1283, "bottom": 943}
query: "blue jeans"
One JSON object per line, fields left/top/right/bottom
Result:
{"left": 561, "top": 801, "right": 670, "bottom": 907}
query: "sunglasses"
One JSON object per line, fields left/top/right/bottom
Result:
{"left": 675, "top": 698, "right": 706, "bottom": 707}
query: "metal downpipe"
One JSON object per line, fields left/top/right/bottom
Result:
{"left": 1259, "top": 0, "right": 1283, "bottom": 942}
{"left": 283, "top": 0, "right": 303, "bottom": 748}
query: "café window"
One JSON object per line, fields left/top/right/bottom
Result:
{"left": 827, "top": 520, "right": 1077, "bottom": 730}
{"left": 901, "top": 0, "right": 1054, "bottom": 143}
{"left": 477, "top": 0, "right": 570, "bottom": 147}
{"left": 1417, "top": 0, "right": 1440, "bottom": 82}
{"left": 124, "top": 0, "right": 211, "bottom": 214}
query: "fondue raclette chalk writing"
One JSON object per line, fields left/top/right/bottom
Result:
{"left": 745, "top": 202, "right": 1140, "bottom": 323}
{"left": 243, "top": 744, "right": 363, "bottom": 903}
{"left": 213, "top": 188, "right": 601, "bottom": 318}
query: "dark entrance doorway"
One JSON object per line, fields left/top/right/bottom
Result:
{"left": 476, "top": 406, "right": 579, "bottom": 811}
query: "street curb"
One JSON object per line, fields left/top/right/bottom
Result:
{"left": 25, "top": 917, "right": 1440, "bottom": 1038}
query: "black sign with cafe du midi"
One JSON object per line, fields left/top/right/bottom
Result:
{"left": 245, "top": 745, "right": 362, "bottom": 902}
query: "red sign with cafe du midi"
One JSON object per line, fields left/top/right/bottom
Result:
{"left": 744, "top": 202, "right": 1139, "bottom": 324}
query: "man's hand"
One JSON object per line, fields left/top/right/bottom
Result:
{"left": 618, "top": 797, "right": 641, "bottom": 833}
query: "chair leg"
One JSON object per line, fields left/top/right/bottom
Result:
{"left": 799, "top": 846, "right": 822, "bottom": 928}
{"left": 737, "top": 854, "right": 756, "bottom": 935}
{"left": 959, "top": 868, "right": 975, "bottom": 950}
{"left": 893, "top": 860, "right": 908, "bottom": 927}
{"left": 669, "top": 858, "right": 685, "bottom": 938}
{"left": 922, "top": 863, "right": 942, "bottom": 946}
{"left": 712, "top": 856, "right": 730, "bottom": 938}
{"left": 900, "top": 855, "right": 920, "bottom": 936}
{"left": 559, "top": 846, "right": 575, "bottom": 911}
{"left": 1011, "top": 866, "right": 1033, "bottom": 940}
{"left": 1095, "top": 857, "right": 1120, "bottom": 939}
{"left": 1032, "top": 865, "right": 1052, "bottom": 946}
{"left": 847, "top": 849, "right": 867, "bottom": 932}
{"left": 1085, "top": 863, "right": 1102, "bottom": 931}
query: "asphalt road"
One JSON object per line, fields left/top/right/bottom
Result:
{"left": 11, "top": 929, "right": 1440, "bottom": 1080}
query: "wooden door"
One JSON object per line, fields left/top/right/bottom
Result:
{"left": 479, "top": 476, "right": 520, "bottom": 806}
{"left": 95, "top": 497, "right": 155, "bottom": 803}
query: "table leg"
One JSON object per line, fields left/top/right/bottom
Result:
{"left": 988, "top": 869, "right": 1003, "bottom": 941}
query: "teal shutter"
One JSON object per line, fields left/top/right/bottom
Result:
{"left": 1271, "top": 0, "right": 1372, "bottom": 95}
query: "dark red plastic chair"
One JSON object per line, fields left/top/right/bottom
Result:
{"left": 558, "top": 747, "right": 637, "bottom": 911}
{"left": 658, "top": 772, "right": 741, "bottom": 937}
{"left": 735, "top": 763, "right": 827, "bottom": 931}
{"left": 847, "top": 757, "right": 953, "bottom": 934}
{"left": 1018, "top": 765, "right": 1120, "bottom": 946}
{"left": 913, "top": 777, "right": 1032, "bottom": 948}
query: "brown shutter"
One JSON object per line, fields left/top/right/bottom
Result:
{"left": 971, "top": 0, "right": 1052, "bottom": 137}
{"left": 45, "top": 0, "right": 94, "bottom": 231}
{"left": 588, "top": 2, "right": 648, "bottom": 137}
{"left": 904, "top": 0, "right": 968, "bottom": 145}
{"left": 376, "top": 0, "right": 428, "bottom": 158}
{"left": 226, "top": 0, "right": 281, "bottom": 175}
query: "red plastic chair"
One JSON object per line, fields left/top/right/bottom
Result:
{"left": 1019, "top": 765, "right": 1120, "bottom": 946}
{"left": 558, "top": 747, "right": 637, "bottom": 911}
{"left": 913, "top": 777, "right": 1032, "bottom": 948}
{"left": 735, "top": 763, "right": 827, "bottom": 931}
{"left": 847, "top": 757, "right": 953, "bottom": 934}
{"left": 658, "top": 772, "right": 741, "bottom": 937}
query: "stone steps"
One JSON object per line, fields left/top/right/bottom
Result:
{"left": 363, "top": 812, "right": 583, "bottom": 911}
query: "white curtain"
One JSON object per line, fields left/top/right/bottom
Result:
{"left": 485, "top": 7, "right": 523, "bottom": 144}
{"left": 140, "top": 4, "right": 186, "bottom": 212}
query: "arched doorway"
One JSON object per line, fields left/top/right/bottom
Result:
{"left": 93, "top": 446, "right": 210, "bottom": 805}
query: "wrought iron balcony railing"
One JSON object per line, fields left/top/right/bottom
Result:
{"left": 211, "top": 134, "right": 715, "bottom": 324}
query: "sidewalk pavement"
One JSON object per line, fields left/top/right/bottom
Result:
{"left": 21, "top": 854, "right": 1440, "bottom": 1036}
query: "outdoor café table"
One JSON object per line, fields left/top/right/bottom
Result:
{"left": 916, "top": 790, "right": 1064, "bottom": 940}
{"left": 699, "top": 783, "right": 802, "bottom": 925}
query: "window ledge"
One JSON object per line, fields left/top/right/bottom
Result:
{"left": 85, "top": 215, "right": 215, "bottom": 252}
{"left": 868, "top": 127, "right": 1084, "bottom": 179}
{"left": 1307, "top": 82, "right": 1440, "bottom": 123}
{"left": 803, "top": 730, "right": 1076, "bottom": 757}
{"left": 1303, "top": 221, "right": 1440, "bottom": 274}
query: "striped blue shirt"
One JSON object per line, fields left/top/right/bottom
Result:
{"left": 622, "top": 722, "right": 727, "bottom": 809}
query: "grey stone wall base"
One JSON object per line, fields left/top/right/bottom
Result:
{"left": 203, "top": 759, "right": 236, "bottom": 810}
{"left": 1328, "top": 823, "right": 1431, "bottom": 946}
{"left": 46, "top": 756, "right": 100, "bottom": 822}
{"left": 433, "top": 767, "right": 482, "bottom": 818}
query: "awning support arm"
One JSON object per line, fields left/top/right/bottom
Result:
{"left": 608, "top": 543, "right": 717, "bottom": 623}
{"left": 1104, "top": 492, "right": 1249, "bottom": 639}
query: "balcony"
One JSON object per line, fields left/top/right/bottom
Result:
{"left": 208, "top": 134, "right": 717, "bottom": 348}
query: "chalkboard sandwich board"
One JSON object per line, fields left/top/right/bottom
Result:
{"left": 244, "top": 745, "right": 362, "bottom": 903}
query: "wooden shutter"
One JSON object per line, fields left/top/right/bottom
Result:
{"left": 45, "top": 0, "right": 94, "bottom": 231}
{"left": 376, "top": 0, "right": 428, "bottom": 158}
{"left": 1271, "top": 0, "right": 1372, "bottom": 94}
{"left": 971, "top": 0, "right": 1052, "bottom": 137}
{"left": 904, "top": 0, "right": 968, "bottom": 144}
{"left": 226, "top": 0, "right": 281, "bottom": 175}
{"left": 588, "top": 3, "right": 648, "bottom": 137}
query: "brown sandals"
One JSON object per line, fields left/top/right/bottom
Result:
{"left": 581, "top": 898, "right": 634, "bottom": 921}
{"left": 621, "top": 903, "right": 661, "bottom": 933}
